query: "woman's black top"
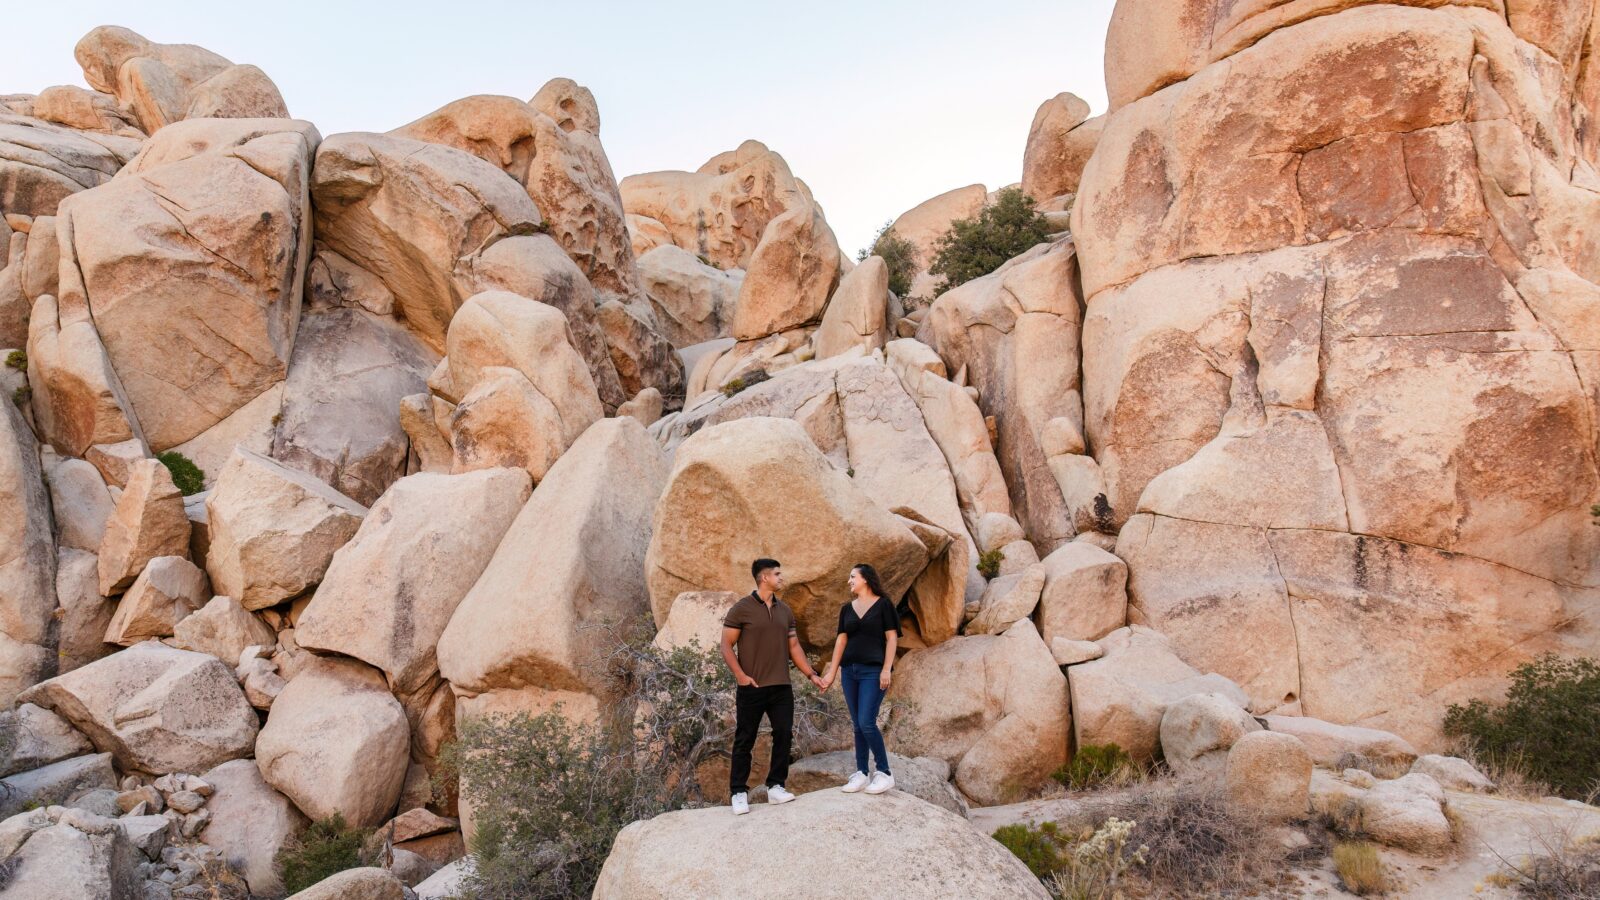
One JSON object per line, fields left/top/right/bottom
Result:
{"left": 836, "top": 596, "right": 901, "bottom": 667}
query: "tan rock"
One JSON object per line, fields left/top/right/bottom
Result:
{"left": 0, "top": 395, "right": 55, "bottom": 705}
{"left": 286, "top": 867, "right": 405, "bottom": 900}
{"left": 813, "top": 256, "right": 889, "bottom": 360}
{"left": 618, "top": 387, "right": 664, "bottom": 426}
{"left": 0, "top": 114, "right": 139, "bottom": 220}
{"left": 199, "top": 757, "right": 307, "bottom": 897}
{"left": 84, "top": 438, "right": 144, "bottom": 488}
{"left": 398, "top": 394, "right": 451, "bottom": 474}
{"left": 53, "top": 549, "right": 115, "bottom": 674}
{"left": 297, "top": 468, "right": 530, "bottom": 695}
{"left": 595, "top": 789, "right": 1047, "bottom": 900}
{"left": 1050, "top": 637, "right": 1103, "bottom": 666}
{"left": 205, "top": 448, "right": 365, "bottom": 610}
{"left": 885, "top": 619, "right": 1067, "bottom": 806}
{"left": 1224, "top": 730, "right": 1312, "bottom": 820}
{"left": 103, "top": 556, "right": 206, "bottom": 646}
{"left": 56, "top": 118, "right": 318, "bottom": 450}
{"left": 74, "top": 26, "right": 288, "bottom": 131}
{"left": 975, "top": 512, "right": 1025, "bottom": 555}
{"left": 1161, "top": 692, "right": 1262, "bottom": 778}
{"left": 172, "top": 595, "right": 275, "bottom": 664}
{"left": 271, "top": 306, "right": 436, "bottom": 505}
{"left": 1021, "top": 92, "right": 1092, "bottom": 202}
{"left": 1036, "top": 542, "right": 1127, "bottom": 645}
{"left": 18, "top": 641, "right": 257, "bottom": 774}
{"left": 730, "top": 201, "right": 841, "bottom": 340}
{"left": 256, "top": 656, "right": 409, "bottom": 828}
{"left": 1067, "top": 626, "right": 1248, "bottom": 761}
{"left": 1359, "top": 773, "right": 1453, "bottom": 853}
{"left": 966, "top": 565, "right": 1045, "bottom": 636}
{"left": 637, "top": 245, "right": 743, "bottom": 347}
{"left": 1411, "top": 754, "right": 1494, "bottom": 792}
{"left": 25, "top": 292, "right": 141, "bottom": 460}
{"left": 652, "top": 591, "right": 741, "bottom": 653}
{"left": 96, "top": 458, "right": 189, "bottom": 596}
{"left": 647, "top": 417, "right": 928, "bottom": 648}
{"left": 439, "top": 419, "right": 664, "bottom": 697}
{"left": 1261, "top": 716, "right": 1418, "bottom": 768}
{"left": 888, "top": 185, "right": 988, "bottom": 302}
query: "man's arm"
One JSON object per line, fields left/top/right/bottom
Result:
{"left": 721, "top": 626, "right": 756, "bottom": 687}
{"left": 788, "top": 632, "right": 823, "bottom": 687}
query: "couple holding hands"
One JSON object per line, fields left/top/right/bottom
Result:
{"left": 718, "top": 558, "right": 901, "bottom": 816}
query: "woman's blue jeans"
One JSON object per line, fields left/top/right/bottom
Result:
{"left": 841, "top": 663, "right": 891, "bottom": 775}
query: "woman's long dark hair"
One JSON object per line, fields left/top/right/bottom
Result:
{"left": 852, "top": 563, "right": 888, "bottom": 600}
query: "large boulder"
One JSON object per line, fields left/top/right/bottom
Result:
{"left": 1162, "top": 692, "right": 1263, "bottom": 778}
{"left": 101, "top": 555, "right": 207, "bottom": 646}
{"left": 298, "top": 468, "right": 531, "bottom": 696}
{"left": 813, "top": 255, "right": 889, "bottom": 360}
{"left": 96, "top": 458, "right": 189, "bottom": 595}
{"left": 1067, "top": 626, "right": 1248, "bottom": 761}
{"left": 74, "top": 26, "right": 288, "bottom": 131}
{"left": 885, "top": 619, "right": 1068, "bottom": 806}
{"left": 438, "top": 419, "right": 664, "bottom": 698}
{"left": 637, "top": 244, "right": 742, "bottom": 347}
{"left": 0, "top": 114, "right": 140, "bottom": 220}
{"left": 55, "top": 118, "right": 318, "bottom": 450}
{"left": 286, "top": 867, "right": 405, "bottom": 900}
{"left": 270, "top": 305, "right": 436, "bottom": 505}
{"left": 171, "top": 594, "right": 275, "bottom": 664}
{"left": 0, "top": 818, "right": 140, "bottom": 900}
{"left": 24, "top": 291, "right": 142, "bottom": 458}
{"left": 256, "top": 656, "right": 409, "bottom": 828}
{"left": 1077, "top": 3, "right": 1600, "bottom": 743}
{"left": 646, "top": 416, "right": 928, "bottom": 648}
{"left": 730, "top": 200, "right": 842, "bottom": 340}
{"left": 1020, "top": 93, "right": 1102, "bottom": 202}
{"left": 199, "top": 757, "right": 308, "bottom": 897}
{"left": 1260, "top": 715, "right": 1418, "bottom": 768}
{"left": 0, "top": 396, "right": 55, "bottom": 705}
{"left": 46, "top": 457, "right": 115, "bottom": 552}
{"left": 1224, "top": 730, "right": 1312, "bottom": 820}
{"left": 1036, "top": 541, "right": 1127, "bottom": 645}
{"left": 18, "top": 641, "right": 257, "bottom": 774}
{"left": 204, "top": 448, "right": 366, "bottom": 610}
{"left": 918, "top": 240, "right": 1083, "bottom": 549}
{"left": 0, "top": 752, "right": 115, "bottom": 818}
{"left": 787, "top": 751, "right": 968, "bottom": 817}
{"left": 594, "top": 789, "right": 1048, "bottom": 899}
{"left": 53, "top": 549, "right": 115, "bottom": 674}
{"left": 1359, "top": 773, "right": 1453, "bottom": 853}
{"left": 0, "top": 703, "right": 93, "bottom": 777}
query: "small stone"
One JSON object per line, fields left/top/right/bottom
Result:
{"left": 166, "top": 790, "right": 204, "bottom": 814}
{"left": 180, "top": 809, "right": 211, "bottom": 839}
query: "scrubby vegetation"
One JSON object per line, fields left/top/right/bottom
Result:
{"left": 993, "top": 821, "right": 1070, "bottom": 880}
{"left": 1333, "top": 840, "right": 1388, "bottom": 896}
{"left": 441, "top": 631, "right": 845, "bottom": 899}
{"left": 1052, "top": 743, "right": 1141, "bottom": 791}
{"left": 976, "top": 548, "right": 1005, "bottom": 580}
{"left": 858, "top": 221, "right": 918, "bottom": 300}
{"left": 1491, "top": 820, "right": 1600, "bottom": 899}
{"left": 1443, "top": 654, "right": 1600, "bottom": 800}
{"left": 928, "top": 187, "right": 1052, "bottom": 295}
{"left": 4, "top": 350, "right": 24, "bottom": 371}
{"left": 275, "top": 814, "right": 375, "bottom": 894}
{"left": 157, "top": 450, "right": 206, "bottom": 496}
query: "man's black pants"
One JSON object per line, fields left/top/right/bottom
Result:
{"left": 729, "top": 683, "right": 793, "bottom": 795}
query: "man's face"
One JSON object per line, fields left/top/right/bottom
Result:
{"left": 761, "top": 567, "right": 784, "bottom": 592}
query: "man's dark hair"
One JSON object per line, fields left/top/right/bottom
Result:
{"left": 752, "top": 558, "right": 781, "bottom": 582}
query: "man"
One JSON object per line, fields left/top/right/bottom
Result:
{"left": 720, "top": 558, "right": 825, "bottom": 816}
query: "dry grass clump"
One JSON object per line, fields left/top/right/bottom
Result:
{"left": 1105, "top": 781, "right": 1276, "bottom": 897}
{"left": 1332, "top": 840, "right": 1389, "bottom": 896}
{"left": 1491, "top": 819, "right": 1600, "bottom": 899}
{"left": 1334, "top": 751, "right": 1410, "bottom": 781}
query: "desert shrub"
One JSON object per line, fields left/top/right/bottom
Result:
{"left": 858, "top": 221, "right": 919, "bottom": 299}
{"left": 276, "top": 814, "right": 374, "bottom": 894}
{"left": 4, "top": 350, "right": 24, "bottom": 371}
{"left": 1496, "top": 823, "right": 1600, "bottom": 899}
{"left": 994, "top": 821, "right": 1069, "bottom": 879}
{"left": 1108, "top": 782, "right": 1272, "bottom": 897}
{"left": 1053, "top": 744, "right": 1140, "bottom": 792}
{"left": 11, "top": 385, "right": 29, "bottom": 407}
{"left": 1443, "top": 654, "right": 1600, "bottom": 800}
{"left": 1045, "top": 817, "right": 1148, "bottom": 900}
{"left": 157, "top": 450, "right": 206, "bottom": 496}
{"left": 976, "top": 548, "right": 1005, "bottom": 580}
{"left": 928, "top": 187, "right": 1052, "bottom": 295}
{"left": 1333, "top": 840, "right": 1388, "bottom": 896}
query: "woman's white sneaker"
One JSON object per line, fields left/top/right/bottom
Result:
{"left": 731, "top": 792, "right": 750, "bottom": 815}
{"left": 865, "top": 772, "right": 894, "bottom": 794}
{"left": 842, "top": 772, "right": 869, "bottom": 793}
{"left": 767, "top": 785, "right": 796, "bottom": 804}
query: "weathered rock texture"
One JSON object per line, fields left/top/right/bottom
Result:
{"left": 1078, "top": 0, "right": 1600, "bottom": 742}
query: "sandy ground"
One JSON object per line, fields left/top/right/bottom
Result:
{"left": 971, "top": 774, "right": 1600, "bottom": 898}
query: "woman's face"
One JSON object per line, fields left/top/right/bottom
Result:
{"left": 847, "top": 568, "right": 863, "bottom": 592}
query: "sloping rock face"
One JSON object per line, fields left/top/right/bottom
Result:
{"left": 75, "top": 25, "right": 288, "bottom": 132}
{"left": 0, "top": 396, "right": 56, "bottom": 705}
{"left": 1077, "top": 2, "right": 1600, "bottom": 741}
{"left": 594, "top": 790, "right": 1048, "bottom": 900}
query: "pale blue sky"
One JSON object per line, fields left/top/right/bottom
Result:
{"left": 2, "top": 0, "right": 1115, "bottom": 254}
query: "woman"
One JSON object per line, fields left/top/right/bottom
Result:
{"left": 820, "top": 563, "right": 900, "bottom": 795}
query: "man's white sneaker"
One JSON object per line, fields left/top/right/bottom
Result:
{"left": 865, "top": 772, "right": 894, "bottom": 794}
{"left": 731, "top": 792, "right": 750, "bottom": 815}
{"left": 767, "top": 785, "right": 796, "bottom": 804}
{"left": 841, "top": 772, "right": 869, "bottom": 793}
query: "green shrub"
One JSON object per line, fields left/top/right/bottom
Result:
{"left": 993, "top": 821, "right": 1068, "bottom": 879}
{"left": 928, "top": 187, "right": 1052, "bottom": 295}
{"left": 976, "top": 549, "right": 1005, "bottom": 580}
{"left": 1443, "top": 654, "right": 1600, "bottom": 800}
{"left": 4, "top": 350, "right": 24, "bottom": 371}
{"left": 858, "top": 221, "right": 918, "bottom": 299}
{"left": 156, "top": 451, "right": 206, "bottom": 496}
{"left": 11, "top": 385, "right": 29, "bottom": 407}
{"left": 720, "top": 377, "right": 746, "bottom": 397}
{"left": 1053, "top": 744, "right": 1138, "bottom": 791}
{"left": 1333, "top": 840, "right": 1388, "bottom": 895}
{"left": 276, "top": 814, "right": 374, "bottom": 894}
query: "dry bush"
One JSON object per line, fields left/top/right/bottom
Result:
{"left": 1105, "top": 781, "right": 1275, "bottom": 897}
{"left": 1332, "top": 840, "right": 1389, "bottom": 896}
{"left": 1334, "top": 751, "right": 1411, "bottom": 781}
{"left": 1492, "top": 817, "right": 1600, "bottom": 899}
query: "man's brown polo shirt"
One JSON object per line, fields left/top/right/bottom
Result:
{"left": 723, "top": 591, "right": 797, "bottom": 687}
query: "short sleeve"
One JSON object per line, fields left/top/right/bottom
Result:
{"left": 837, "top": 604, "right": 849, "bottom": 632}
{"left": 722, "top": 601, "right": 747, "bottom": 630}
{"left": 785, "top": 605, "right": 798, "bottom": 635}
{"left": 880, "top": 599, "right": 902, "bottom": 635}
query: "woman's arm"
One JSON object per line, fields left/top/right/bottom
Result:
{"left": 880, "top": 627, "right": 897, "bottom": 690}
{"left": 822, "top": 633, "right": 847, "bottom": 689}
